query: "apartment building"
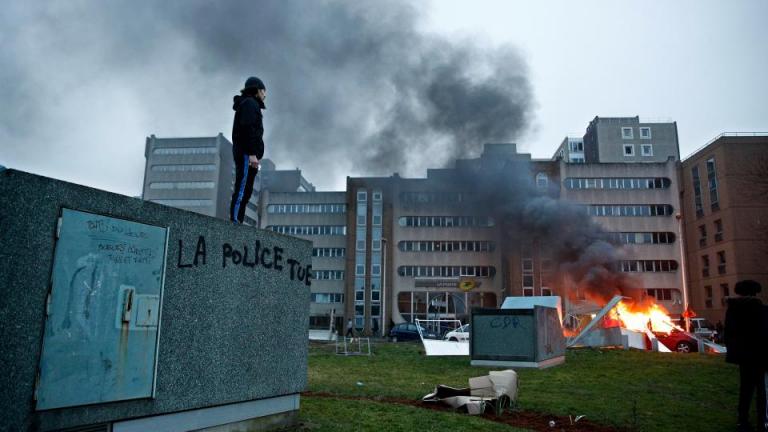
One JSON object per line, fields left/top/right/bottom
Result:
{"left": 259, "top": 191, "right": 347, "bottom": 331}
{"left": 142, "top": 134, "right": 234, "bottom": 219}
{"left": 680, "top": 133, "right": 768, "bottom": 323}
{"left": 582, "top": 116, "right": 680, "bottom": 163}
{"left": 559, "top": 158, "right": 684, "bottom": 315}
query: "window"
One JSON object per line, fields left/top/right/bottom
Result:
{"left": 312, "top": 248, "right": 346, "bottom": 257}
{"left": 701, "top": 255, "right": 710, "bottom": 277}
{"left": 622, "top": 127, "right": 634, "bottom": 139}
{"left": 640, "top": 144, "right": 653, "bottom": 157}
{"left": 721, "top": 283, "right": 730, "bottom": 306}
{"left": 397, "top": 266, "right": 496, "bottom": 278}
{"left": 149, "top": 181, "right": 215, "bottom": 190}
{"left": 313, "top": 270, "right": 345, "bottom": 280}
{"left": 357, "top": 190, "right": 367, "bottom": 202}
{"left": 606, "top": 232, "right": 675, "bottom": 245}
{"left": 373, "top": 190, "right": 383, "bottom": 201}
{"left": 152, "top": 146, "right": 217, "bottom": 155}
{"left": 647, "top": 289, "right": 674, "bottom": 301}
{"left": 151, "top": 164, "right": 216, "bottom": 172}
{"left": 639, "top": 127, "right": 651, "bottom": 139}
{"left": 398, "top": 216, "right": 495, "bottom": 227}
{"left": 311, "top": 293, "right": 344, "bottom": 303}
{"left": 698, "top": 225, "right": 707, "bottom": 247}
{"left": 587, "top": 204, "right": 673, "bottom": 217}
{"left": 565, "top": 177, "right": 670, "bottom": 190}
{"left": 535, "top": 172, "right": 549, "bottom": 189}
{"left": 707, "top": 158, "right": 720, "bottom": 211}
{"left": 357, "top": 203, "right": 367, "bottom": 226}
{"left": 266, "top": 204, "right": 346, "bottom": 214}
{"left": 717, "top": 251, "right": 726, "bottom": 274}
{"left": 356, "top": 265, "right": 366, "bottom": 276}
{"left": 623, "top": 144, "right": 635, "bottom": 156}
{"left": 692, "top": 166, "right": 704, "bottom": 217}
{"left": 619, "top": 260, "right": 678, "bottom": 272}
{"left": 705, "top": 286, "right": 713, "bottom": 309}
{"left": 151, "top": 199, "right": 213, "bottom": 207}
{"left": 714, "top": 219, "right": 723, "bottom": 242}
{"left": 267, "top": 225, "right": 346, "bottom": 236}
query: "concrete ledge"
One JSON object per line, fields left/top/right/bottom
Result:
{"left": 113, "top": 394, "right": 300, "bottom": 432}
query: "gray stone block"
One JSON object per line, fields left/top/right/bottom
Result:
{"left": 0, "top": 169, "right": 311, "bottom": 431}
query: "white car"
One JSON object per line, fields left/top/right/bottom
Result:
{"left": 443, "top": 324, "right": 470, "bottom": 342}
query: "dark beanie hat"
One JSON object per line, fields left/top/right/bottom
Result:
{"left": 735, "top": 279, "right": 762, "bottom": 296}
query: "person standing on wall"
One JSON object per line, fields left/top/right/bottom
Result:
{"left": 230, "top": 76, "right": 267, "bottom": 223}
{"left": 725, "top": 279, "right": 767, "bottom": 432}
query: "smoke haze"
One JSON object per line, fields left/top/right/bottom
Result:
{"left": 0, "top": 1, "right": 533, "bottom": 194}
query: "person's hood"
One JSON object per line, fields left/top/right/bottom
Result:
{"left": 232, "top": 94, "right": 266, "bottom": 110}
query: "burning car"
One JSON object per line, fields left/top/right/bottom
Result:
{"left": 653, "top": 330, "right": 698, "bottom": 353}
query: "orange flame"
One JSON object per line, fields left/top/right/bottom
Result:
{"left": 608, "top": 300, "right": 675, "bottom": 334}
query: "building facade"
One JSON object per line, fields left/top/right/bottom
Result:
{"left": 259, "top": 191, "right": 347, "bottom": 331}
{"left": 560, "top": 158, "right": 684, "bottom": 315}
{"left": 344, "top": 143, "right": 685, "bottom": 336}
{"left": 553, "top": 136, "right": 585, "bottom": 163}
{"left": 679, "top": 133, "right": 768, "bottom": 323}
{"left": 582, "top": 116, "right": 680, "bottom": 163}
{"left": 142, "top": 134, "right": 235, "bottom": 219}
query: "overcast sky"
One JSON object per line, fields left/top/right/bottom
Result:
{"left": 1, "top": 1, "right": 766, "bottom": 195}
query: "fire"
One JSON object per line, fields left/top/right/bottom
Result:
{"left": 607, "top": 300, "right": 676, "bottom": 334}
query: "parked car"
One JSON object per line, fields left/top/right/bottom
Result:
{"left": 443, "top": 324, "right": 470, "bottom": 342}
{"left": 671, "top": 318, "right": 717, "bottom": 341}
{"left": 654, "top": 330, "right": 699, "bottom": 353}
{"left": 389, "top": 323, "right": 437, "bottom": 342}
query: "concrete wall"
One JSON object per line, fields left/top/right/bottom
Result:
{"left": 0, "top": 169, "right": 310, "bottom": 432}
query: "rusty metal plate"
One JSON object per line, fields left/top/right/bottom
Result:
{"left": 36, "top": 209, "right": 168, "bottom": 410}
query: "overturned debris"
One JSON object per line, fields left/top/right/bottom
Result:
{"left": 422, "top": 369, "right": 518, "bottom": 415}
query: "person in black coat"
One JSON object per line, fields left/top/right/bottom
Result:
{"left": 229, "top": 76, "right": 266, "bottom": 223}
{"left": 725, "top": 279, "right": 767, "bottom": 431}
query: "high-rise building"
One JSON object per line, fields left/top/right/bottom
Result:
{"left": 142, "top": 135, "right": 314, "bottom": 225}
{"left": 679, "top": 133, "right": 768, "bottom": 324}
{"left": 553, "top": 137, "right": 585, "bottom": 163}
{"left": 142, "top": 134, "right": 234, "bottom": 219}
{"left": 342, "top": 143, "right": 683, "bottom": 336}
{"left": 582, "top": 116, "right": 680, "bottom": 163}
{"left": 259, "top": 191, "right": 347, "bottom": 331}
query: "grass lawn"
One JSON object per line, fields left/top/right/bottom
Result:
{"left": 302, "top": 341, "right": 740, "bottom": 431}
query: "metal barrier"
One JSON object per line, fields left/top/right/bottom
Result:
{"left": 335, "top": 337, "right": 372, "bottom": 356}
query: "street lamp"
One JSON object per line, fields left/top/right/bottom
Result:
{"left": 675, "top": 213, "right": 690, "bottom": 332}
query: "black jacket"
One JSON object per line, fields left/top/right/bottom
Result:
{"left": 231, "top": 95, "right": 264, "bottom": 158}
{"left": 724, "top": 296, "right": 767, "bottom": 365}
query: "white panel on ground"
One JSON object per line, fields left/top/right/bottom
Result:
{"left": 422, "top": 339, "right": 470, "bottom": 356}
{"left": 621, "top": 328, "right": 648, "bottom": 350}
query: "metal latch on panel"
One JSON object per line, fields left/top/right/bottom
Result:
{"left": 118, "top": 285, "right": 135, "bottom": 325}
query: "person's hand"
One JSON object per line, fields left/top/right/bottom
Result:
{"left": 248, "top": 155, "right": 260, "bottom": 168}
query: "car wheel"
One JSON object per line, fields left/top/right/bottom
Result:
{"left": 449, "top": 337, "right": 458, "bottom": 342}
{"left": 391, "top": 336, "right": 398, "bottom": 343}
{"left": 676, "top": 341, "right": 693, "bottom": 353}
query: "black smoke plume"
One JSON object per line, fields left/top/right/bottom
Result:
{"left": 448, "top": 156, "right": 640, "bottom": 305}
{"left": 0, "top": 1, "right": 534, "bottom": 192}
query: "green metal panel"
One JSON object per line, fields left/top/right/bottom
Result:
{"left": 36, "top": 209, "right": 168, "bottom": 410}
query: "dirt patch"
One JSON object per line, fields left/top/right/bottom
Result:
{"left": 303, "top": 391, "right": 625, "bottom": 432}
